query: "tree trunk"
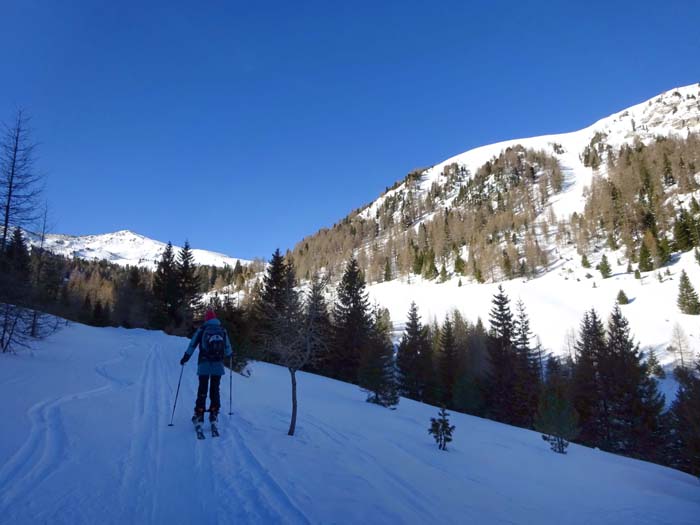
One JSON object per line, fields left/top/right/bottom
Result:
{"left": 288, "top": 367, "right": 298, "bottom": 436}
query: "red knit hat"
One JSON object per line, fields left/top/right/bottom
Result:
{"left": 204, "top": 308, "right": 216, "bottom": 322}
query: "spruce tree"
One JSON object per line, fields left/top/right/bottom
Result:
{"left": 330, "top": 258, "right": 373, "bottom": 383}
{"left": 581, "top": 254, "right": 591, "bottom": 268}
{"left": 486, "top": 286, "right": 517, "bottom": 424}
{"left": 151, "top": 242, "right": 179, "bottom": 329}
{"left": 677, "top": 270, "right": 700, "bottom": 315}
{"left": 512, "top": 300, "right": 540, "bottom": 427}
{"left": 438, "top": 316, "right": 458, "bottom": 405}
{"left": 396, "top": 302, "right": 429, "bottom": 400}
{"left": 178, "top": 241, "right": 201, "bottom": 329}
{"left": 536, "top": 356, "right": 578, "bottom": 454}
{"left": 358, "top": 307, "right": 398, "bottom": 407}
{"left": 383, "top": 258, "right": 392, "bottom": 282}
{"left": 616, "top": 289, "right": 629, "bottom": 305}
{"left": 571, "top": 309, "right": 606, "bottom": 447}
{"left": 673, "top": 210, "right": 693, "bottom": 252}
{"left": 666, "top": 363, "right": 700, "bottom": 476}
{"left": 598, "top": 254, "right": 612, "bottom": 279}
{"left": 601, "top": 305, "right": 664, "bottom": 457}
{"left": 638, "top": 242, "right": 653, "bottom": 272}
{"left": 428, "top": 406, "right": 455, "bottom": 451}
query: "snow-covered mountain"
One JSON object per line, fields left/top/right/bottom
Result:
{"left": 26, "top": 229, "right": 249, "bottom": 269}
{"left": 351, "top": 84, "right": 700, "bottom": 363}
{"left": 0, "top": 322, "right": 697, "bottom": 524}
{"left": 361, "top": 83, "right": 700, "bottom": 223}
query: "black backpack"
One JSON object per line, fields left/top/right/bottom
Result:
{"left": 200, "top": 325, "right": 226, "bottom": 361}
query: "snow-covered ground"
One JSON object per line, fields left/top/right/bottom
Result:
{"left": 25, "top": 229, "right": 249, "bottom": 269}
{"left": 0, "top": 323, "right": 698, "bottom": 524}
{"left": 368, "top": 248, "right": 700, "bottom": 383}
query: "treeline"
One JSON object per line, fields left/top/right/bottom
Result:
{"left": 575, "top": 133, "right": 700, "bottom": 266}
{"left": 394, "top": 286, "right": 699, "bottom": 475}
{"left": 290, "top": 145, "right": 564, "bottom": 285}
{"left": 0, "top": 228, "right": 259, "bottom": 350}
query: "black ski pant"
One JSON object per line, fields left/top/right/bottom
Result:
{"left": 195, "top": 375, "right": 222, "bottom": 418}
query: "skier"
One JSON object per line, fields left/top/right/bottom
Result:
{"left": 179, "top": 308, "right": 233, "bottom": 437}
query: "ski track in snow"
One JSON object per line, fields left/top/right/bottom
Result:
{"left": 1, "top": 324, "right": 699, "bottom": 524}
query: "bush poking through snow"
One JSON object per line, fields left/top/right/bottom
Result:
{"left": 429, "top": 406, "right": 455, "bottom": 451}
{"left": 616, "top": 290, "right": 629, "bottom": 305}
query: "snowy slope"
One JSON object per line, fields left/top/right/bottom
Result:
{"left": 361, "top": 83, "right": 700, "bottom": 222}
{"left": 0, "top": 323, "right": 698, "bottom": 524}
{"left": 25, "top": 229, "right": 249, "bottom": 269}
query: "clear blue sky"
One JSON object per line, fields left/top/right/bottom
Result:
{"left": 1, "top": 1, "right": 698, "bottom": 259}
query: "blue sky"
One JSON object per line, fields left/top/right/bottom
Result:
{"left": 1, "top": 1, "right": 698, "bottom": 259}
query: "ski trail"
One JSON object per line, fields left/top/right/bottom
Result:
{"left": 117, "top": 343, "right": 162, "bottom": 521}
{"left": 223, "top": 421, "right": 311, "bottom": 524}
{"left": 0, "top": 349, "right": 129, "bottom": 515}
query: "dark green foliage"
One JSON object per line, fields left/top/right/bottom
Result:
{"left": 646, "top": 348, "right": 665, "bottom": 379}
{"left": 486, "top": 286, "right": 518, "bottom": 424}
{"left": 358, "top": 307, "right": 399, "bottom": 407}
{"left": 151, "top": 242, "right": 179, "bottom": 329}
{"left": 396, "top": 302, "right": 432, "bottom": 401}
{"left": 383, "top": 258, "right": 392, "bottom": 282}
{"left": 177, "top": 241, "right": 202, "bottom": 329}
{"left": 666, "top": 363, "right": 700, "bottom": 476}
{"left": 638, "top": 242, "right": 653, "bottom": 272}
{"left": 581, "top": 254, "right": 591, "bottom": 268}
{"left": 598, "top": 254, "right": 612, "bottom": 279}
{"left": 616, "top": 289, "right": 629, "bottom": 305}
{"left": 429, "top": 406, "right": 455, "bottom": 451}
{"left": 330, "top": 258, "right": 373, "bottom": 383}
{"left": 489, "top": 285, "right": 514, "bottom": 344}
{"left": 673, "top": 210, "right": 694, "bottom": 252}
{"left": 634, "top": 269, "right": 641, "bottom": 279}
{"left": 535, "top": 357, "right": 579, "bottom": 454}
{"left": 437, "top": 317, "right": 458, "bottom": 404}
{"left": 677, "top": 270, "right": 700, "bottom": 315}
{"left": 512, "top": 300, "right": 540, "bottom": 427}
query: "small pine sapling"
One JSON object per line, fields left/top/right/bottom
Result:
{"left": 429, "top": 406, "right": 455, "bottom": 451}
{"left": 598, "top": 254, "right": 612, "bottom": 279}
{"left": 581, "top": 254, "right": 591, "bottom": 268}
{"left": 616, "top": 289, "right": 629, "bottom": 305}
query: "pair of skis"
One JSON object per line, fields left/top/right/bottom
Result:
{"left": 194, "top": 419, "right": 219, "bottom": 440}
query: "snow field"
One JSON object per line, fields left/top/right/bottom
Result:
{"left": 0, "top": 323, "right": 698, "bottom": 524}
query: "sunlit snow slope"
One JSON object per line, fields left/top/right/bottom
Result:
{"left": 25, "top": 229, "right": 249, "bottom": 269}
{"left": 0, "top": 324, "right": 697, "bottom": 524}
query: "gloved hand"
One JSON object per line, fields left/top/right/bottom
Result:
{"left": 180, "top": 353, "right": 190, "bottom": 366}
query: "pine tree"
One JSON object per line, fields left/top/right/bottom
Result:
{"left": 330, "top": 258, "right": 373, "bottom": 383}
{"left": 486, "top": 286, "right": 517, "bottom": 424}
{"left": 638, "top": 242, "right": 653, "bottom": 272}
{"left": 428, "top": 406, "right": 455, "bottom": 451}
{"left": 677, "top": 270, "right": 700, "bottom": 315}
{"left": 438, "top": 316, "right": 458, "bottom": 405}
{"left": 358, "top": 307, "right": 399, "bottom": 407}
{"left": 581, "top": 254, "right": 591, "bottom": 268}
{"left": 512, "top": 300, "right": 540, "bottom": 427}
{"left": 666, "top": 363, "right": 700, "bottom": 476}
{"left": 534, "top": 359, "right": 579, "bottom": 454}
{"left": 396, "top": 302, "right": 429, "bottom": 400}
{"left": 673, "top": 210, "right": 694, "bottom": 252}
{"left": 178, "top": 241, "right": 201, "bottom": 329}
{"left": 598, "top": 254, "right": 612, "bottom": 279}
{"left": 383, "top": 258, "right": 392, "bottom": 282}
{"left": 601, "top": 305, "right": 664, "bottom": 457}
{"left": 151, "top": 242, "right": 179, "bottom": 329}
{"left": 616, "top": 289, "right": 629, "bottom": 305}
{"left": 1, "top": 227, "right": 31, "bottom": 303}
{"left": 571, "top": 309, "right": 606, "bottom": 447}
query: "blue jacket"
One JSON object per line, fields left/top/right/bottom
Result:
{"left": 185, "top": 319, "right": 233, "bottom": 376}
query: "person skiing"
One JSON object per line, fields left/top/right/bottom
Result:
{"left": 180, "top": 308, "right": 233, "bottom": 434}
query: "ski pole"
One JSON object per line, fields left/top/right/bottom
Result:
{"left": 228, "top": 355, "right": 233, "bottom": 415}
{"left": 168, "top": 364, "right": 185, "bottom": 427}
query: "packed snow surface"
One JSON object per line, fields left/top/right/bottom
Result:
{"left": 0, "top": 323, "right": 698, "bottom": 524}
{"left": 26, "top": 229, "right": 249, "bottom": 269}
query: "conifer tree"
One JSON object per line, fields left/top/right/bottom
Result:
{"left": 598, "top": 254, "right": 612, "bottom": 279}
{"left": 581, "top": 253, "right": 591, "bottom": 268}
{"left": 358, "top": 307, "right": 398, "bottom": 407}
{"left": 178, "top": 241, "right": 201, "bottom": 329}
{"left": 512, "top": 300, "right": 540, "bottom": 427}
{"left": 396, "top": 302, "right": 429, "bottom": 400}
{"left": 535, "top": 357, "right": 579, "bottom": 454}
{"left": 571, "top": 309, "right": 606, "bottom": 446}
{"left": 330, "top": 258, "right": 373, "bottom": 383}
{"left": 151, "top": 242, "right": 179, "bottom": 328}
{"left": 383, "top": 258, "right": 392, "bottom": 282}
{"left": 638, "top": 242, "right": 653, "bottom": 272}
{"left": 438, "top": 316, "right": 458, "bottom": 404}
{"left": 486, "top": 285, "right": 517, "bottom": 423}
{"left": 428, "top": 406, "right": 455, "bottom": 451}
{"left": 677, "top": 270, "right": 700, "bottom": 315}
{"left": 601, "top": 305, "right": 664, "bottom": 457}
{"left": 666, "top": 363, "right": 700, "bottom": 476}
{"left": 616, "top": 289, "right": 629, "bottom": 305}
